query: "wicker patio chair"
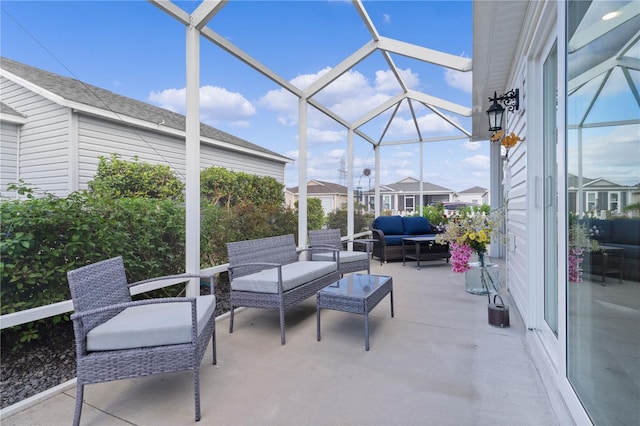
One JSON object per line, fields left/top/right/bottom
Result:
{"left": 309, "top": 228, "right": 371, "bottom": 274}
{"left": 67, "top": 256, "right": 216, "bottom": 426}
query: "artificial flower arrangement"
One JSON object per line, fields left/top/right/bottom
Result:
{"left": 435, "top": 207, "right": 504, "bottom": 273}
{"left": 568, "top": 214, "right": 600, "bottom": 282}
{"left": 489, "top": 130, "right": 522, "bottom": 154}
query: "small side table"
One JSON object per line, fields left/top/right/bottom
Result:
{"left": 317, "top": 274, "right": 393, "bottom": 351}
{"left": 597, "top": 245, "right": 624, "bottom": 285}
{"left": 354, "top": 238, "right": 377, "bottom": 259}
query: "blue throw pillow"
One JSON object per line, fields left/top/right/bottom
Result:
{"left": 374, "top": 216, "right": 404, "bottom": 235}
{"left": 402, "top": 216, "right": 432, "bottom": 235}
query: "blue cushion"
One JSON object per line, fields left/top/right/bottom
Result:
{"left": 384, "top": 235, "right": 406, "bottom": 246}
{"left": 374, "top": 216, "right": 404, "bottom": 235}
{"left": 611, "top": 219, "right": 640, "bottom": 246}
{"left": 402, "top": 216, "right": 432, "bottom": 235}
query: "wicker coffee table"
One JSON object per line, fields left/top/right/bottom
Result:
{"left": 316, "top": 274, "right": 394, "bottom": 351}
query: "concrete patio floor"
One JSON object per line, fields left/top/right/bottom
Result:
{"left": 3, "top": 258, "right": 569, "bottom": 426}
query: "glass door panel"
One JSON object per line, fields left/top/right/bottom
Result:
{"left": 567, "top": 1, "right": 640, "bottom": 424}
{"left": 544, "top": 42, "right": 558, "bottom": 336}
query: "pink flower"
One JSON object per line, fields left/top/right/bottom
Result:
{"left": 450, "top": 243, "right": 472, "bottom": 273}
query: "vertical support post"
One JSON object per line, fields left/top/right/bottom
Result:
{"left": 298, "top": 98, "right": 308, "bottom": 250}
{"left": 489, "top": 140, "right": 504, "bottom": 258}
{"left": 347, "top": 128, "right": 355, "bottom": 244}
{"left": 185, "top": 18, "right": 201, "bottom": 296}
{"left": 374, "top": 145, "right": 380, "bottom": 216}
{"left": 419, "top": 142, "right": 424, "bottom": 214}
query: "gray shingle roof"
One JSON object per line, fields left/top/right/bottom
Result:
{"left": 287, "top": 180, "right": 348, "bottom": 195}
{"left": 384, "top": 177, "right": 453, "bottom": 193}
{"left": 1, "top": 57, "right": 289, "bottom": 162}
{"left": 459, "top": 186, "right": 487, "bottom": 193}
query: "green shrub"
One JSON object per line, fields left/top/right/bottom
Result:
{"left": 294, "top": 197, "right": 324, "bottom": 231}
{"left": 422, "top": 203, "right": 447, "bottom": 225}
{"left": 325, "top": 209, "right": 374, "bottom": 236}
{"left": 1, "top": 191, "right": 185, "bottom": 350}
{"left": 88, "top": 153, "right": 184, "bottom": 200}
{"left": 1, "top": 162, "right": 295, "bottom": 351}
{"left": 201, "top": 166, "right": 284, "bottom": 208}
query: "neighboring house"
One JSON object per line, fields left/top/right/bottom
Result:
{"left": 567, "top": 174, "right": 637, "bottom": 217}
{"left": 0, "top": 57, "right": 291, "bottom": 198}
{"left": 364, "top": 177, "right": 455, "bottom": 215}
{"left": 456, "top": 186, "right": 489, "bottom": 205}
{"left": 286, "top": 180, "right": 348, "bottom": 215}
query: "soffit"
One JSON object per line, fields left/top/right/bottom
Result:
{"left": 471, "top": 0, "right": 529, "bottom": 141}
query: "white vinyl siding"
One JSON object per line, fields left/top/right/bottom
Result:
{"left": 503, "top": 55, "right": 529, "bottom": 321}
{"left": 1, "top": 78, "right": 70, "bottom": 195}
{"left": 0, "top": 121, "right": 19, "bottom": 197}
{"left": 77, "top": 114, "right": 286, "bottom": 191}
{"left": 199, "top": 142, "right": 284, "bottom": 183}
{"left": 2, "top": 76, "right": 286, "bottom": 197}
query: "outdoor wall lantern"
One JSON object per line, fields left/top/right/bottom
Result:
{"left": 487, "top": 89, "right": 519, "bottom": 132}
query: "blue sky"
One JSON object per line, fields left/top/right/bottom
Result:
{"left": 2, "top": 0, "right": 488, "bottom": 191}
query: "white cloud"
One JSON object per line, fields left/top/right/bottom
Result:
{"left": 383, "top": 13, "right": 391, "bottom": 23}
{"left": 568, "top": 124, "right": 640, "bottom": 185}
{"left": 307, "top": 127, "right": 345, "bottom": 144}
{"left": 387, "top": 112, "right": 460, "bottom": 137}
{"left": 464, "top": 141, "right": 482, "bottom": 151}
{"left": 462, "top": 155, "right": 490, "bottom": 170}
{"left": 375, "top": 68, "right": 419, "bottom": 92}
{"left": 259, "top": 66, "right": 421, "bottom": 126}
{"left": 148, "top": 85, "right": 256, "bottom": 124}
{"left": 327, "top": 149, "right": 346, "bottom": 158}
{"left": 395, "top": 169, "right": 416, "bottom": 178}
{"left": 393, "top": 150, "right": 414, "bottom": 158}
{"left": 444, "top": 68, "right": 472, "bottom": 93}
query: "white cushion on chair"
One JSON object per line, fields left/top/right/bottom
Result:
{"left": 87, "top": 295, "right": 216, "bottom": 351}
{"left": 312, "top": 251, "right": 368, "bottom": 263}
{"left": 231, "top": 261, "right": 336, "bottom": 294}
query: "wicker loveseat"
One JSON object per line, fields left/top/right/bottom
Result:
{"left": 370, "top": 215, "right": 450, "bottom": 264}
{"left": 226, "top": 234, "right": 340, "bottom": 344}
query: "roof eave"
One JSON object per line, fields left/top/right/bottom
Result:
{"left": 471, "top": 1, "right": 529, "bottom": 142}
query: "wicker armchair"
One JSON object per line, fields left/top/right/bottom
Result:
{"left": 309, "top": 229, "right": 371, "bottom": 274}
{"left": 66, "top": 256, "right": 216, "bottom": 426}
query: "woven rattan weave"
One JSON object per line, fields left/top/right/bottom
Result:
{"left": 316, "top": 274, "right": 394, "bottom": 351}
{"left": 67, "top": 256, "right": 216, "bottom": 425}
{"left": 226, "top": 234, "right": 340, "bottom": 345}
{"left": 308, "top": 228, "right": 371, "bottom": 274}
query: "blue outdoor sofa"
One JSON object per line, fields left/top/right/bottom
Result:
{"left": 580, "top": 218, "right": 640, "bottom": 282}
{"left": 369, "top": 215, "right": 450, "bottom": 264}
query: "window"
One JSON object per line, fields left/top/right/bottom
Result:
{"left": 405, "top": 196, "right": 414, "bottom": 212}
{"left": 383, "top": 195, "right": 391, "bottom": 210}
{"left": 586, "top": 192, "right": 597, "bottom": 211}
{"left": 609, "top": 192, "right": 619, "bottom": 211}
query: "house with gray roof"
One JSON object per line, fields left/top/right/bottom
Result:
{"left": 567, "top": 174, "right": 637, "bottom": 217}
{"left": 286, "top": 180, "right": 349, "bottom": 216}
{"left": 0, "top": 57, "right": 291, "bottom": 198}
{"left": 364, "top": 177, "right": 456, "bottom": 215}
{"left": 457, "top": 186, "right": 489, "bottom": 205}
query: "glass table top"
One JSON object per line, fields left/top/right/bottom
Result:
{"left": 320, "top": 274, "right": 391, "bottom": 298}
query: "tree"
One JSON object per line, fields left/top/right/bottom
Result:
{"left": 325, "top": 209, "right": 374, "bottom": 236}
{"left": 296, "top": 197, "right": 324, "bottom": 230}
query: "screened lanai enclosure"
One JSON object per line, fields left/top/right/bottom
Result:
{"left": 149, "top": 0, "right": 476, "bottom": 295}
